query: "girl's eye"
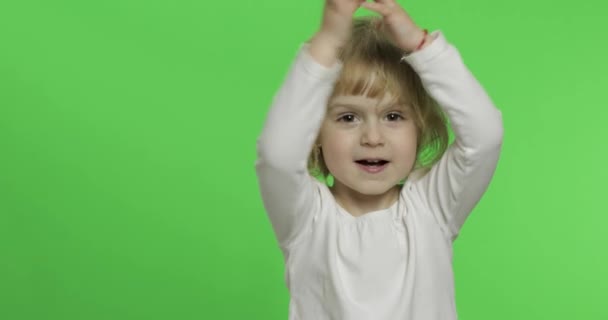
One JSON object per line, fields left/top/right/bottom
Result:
{"left": 387, "top": 113, "right": 404, "bottom": 121}
{"left": 338, "top": 114, "right": 356, "bottom": 122}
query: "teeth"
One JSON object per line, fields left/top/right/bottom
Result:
{"left": 356, "top": 159, "right": 386, "bottom": 165}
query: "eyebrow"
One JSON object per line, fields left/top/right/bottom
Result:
{"left": 328, "top": 103, "right": 410, "bottom": 112}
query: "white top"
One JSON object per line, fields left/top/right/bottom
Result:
{"left": 255, "top": 30, "right": 504, "bottom": 320}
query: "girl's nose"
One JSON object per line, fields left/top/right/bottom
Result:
{"left": 361, "top": 124, "right": 384, "bottom": 146}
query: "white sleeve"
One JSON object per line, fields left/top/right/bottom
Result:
{"left": 402, "top": 31, "right": 504, "bottom": 242}
{"left": 255, "top": 43, "right": 343, "bottom": 250}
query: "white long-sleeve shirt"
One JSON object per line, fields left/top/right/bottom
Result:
{"left": 255, "top": 30, "right": 504, "bottom": 320}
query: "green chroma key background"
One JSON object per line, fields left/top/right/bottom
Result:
{"left": 1, "top": 0, "right": 606, "bottom": 319}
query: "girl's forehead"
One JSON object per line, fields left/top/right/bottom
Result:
{"left": 328, "top": 92, "right": 405, "bottom": 111}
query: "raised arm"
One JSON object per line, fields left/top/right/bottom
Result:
{"left": 255, "top": 34, "right": 343, "bottom": 250}
{"left": 255, "top": 1, "right": 362, "bottom": 250}
{"left": 403, "top": 30, "right": 504, "bottom": 242}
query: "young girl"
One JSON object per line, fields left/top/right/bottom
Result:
{"left": 255, "top": 0, "right": 503, "bottom": 319}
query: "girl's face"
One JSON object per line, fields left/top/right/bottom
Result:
{"left": 318, "top": 92, "right": 418, "bottom": 199}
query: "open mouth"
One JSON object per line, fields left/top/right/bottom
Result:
{"left": 355, "top": 160, "right": 389, "bottom": 167}
{"left": 355, "top": 159, "right": 389, "bottom": 173}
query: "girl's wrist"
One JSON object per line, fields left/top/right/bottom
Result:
{"left": 314, "top": 30, "right": 346, "bottom": 50}
{"left": 416, "top": 30, "right": 432, "bottom": 51}
{"left": 403, "top": 29, "right": 431, "bottom": 54}
{"left": 308, "top": 31, "right": 342, "bottom": 68}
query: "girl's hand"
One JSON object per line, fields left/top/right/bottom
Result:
{"left": 319, "top": 0, "right": 366, "bottom": 47}
{"left": 360, "top": 0, "right": 427, "bottom": 53}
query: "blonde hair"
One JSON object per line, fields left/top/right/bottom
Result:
{"left": 307, "top": 16, "right": 449, "bottom": 181}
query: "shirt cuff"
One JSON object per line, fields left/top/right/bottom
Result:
{"left": 400, "top": 30, "right": 448, "bottom": 67}
{"left": 296, "top": 42, "right": 344, "bottom": 82}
